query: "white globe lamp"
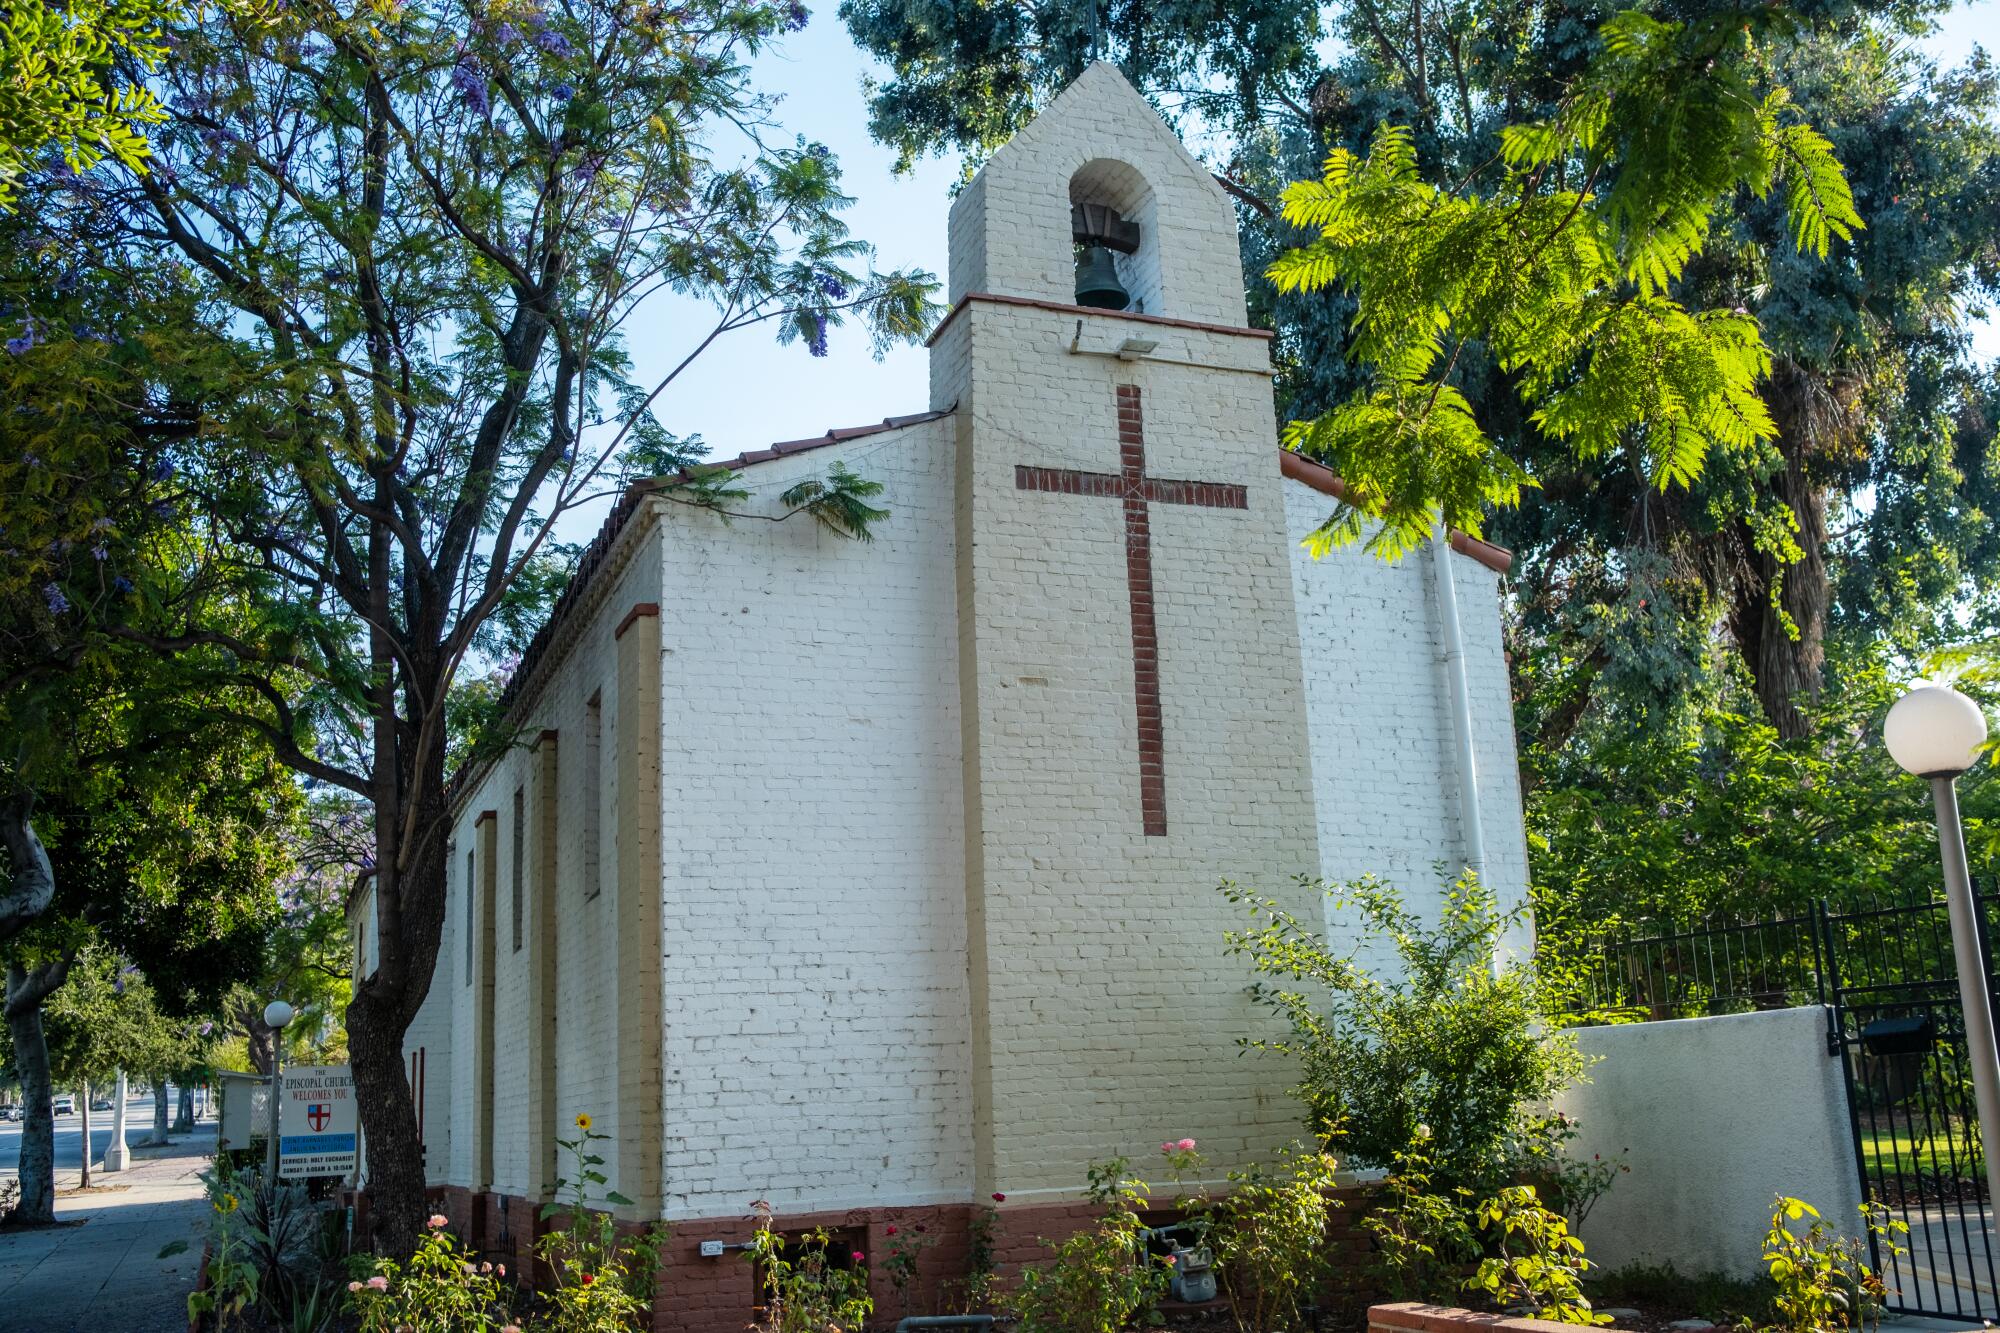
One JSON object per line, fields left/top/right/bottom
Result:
{"left": 1883, "top": 681, "right": 2000, "bottom": 1216}
{"left": 1884, "top": 684, "right": 1988, "bottom": 778}
{"left": 263, "top": 999, "right": 295, "bottom": 1030}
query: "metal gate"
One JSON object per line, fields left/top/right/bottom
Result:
{"left": 1564, "top": 892, "right": 2000, "bottom": 1320}
{"left": 1823, "top": 897, "right": 2000, "bottom": 1320}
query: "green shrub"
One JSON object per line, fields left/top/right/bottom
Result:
{"left": 1363, "top": 1136, "right": 1479, "bottom": 1305}
{"left": 345, "top": 1215, "right": 515, "bottom": 1332}
{"left": 746, "top": 1216, "right": 873, "bottom": 1333}
{"left": 1761, "top": 1196, "right": 1906, "bottom": 1333}
{"left": 1222, "top": 872, "right": 1584, "bottom": 1189}
{"left": 1012, "top": 1159, "right": 1171, "bottom": 1333}
{"left": 536, "top": 1113, "right": 670, "bottom": 1332}
{"left": 1211, "top": 1142, "right": 1344, "bottom": 1333}
{"left": 1464, "top": 1185, "right": 1607, "bottom": 1325}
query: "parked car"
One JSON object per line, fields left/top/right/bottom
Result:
{"left": 52, "top": 1096, "right": 75, "bottom": 1116}
{"left": 0, "top": 1105, "right": 21, "bottom": 1121}
{"left": 90, "top": 1098, "right": 113, "bottom": 1112}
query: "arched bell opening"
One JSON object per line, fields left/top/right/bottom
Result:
{"left": 1069, "top": 158, "right": 1160, "bottom": 316}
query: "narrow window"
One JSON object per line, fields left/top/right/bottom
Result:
{"left": 511, "top": 786, "right": 525, "bottom": 952}
{"left": 464, "top": 848, "right": 475, "bottom": 985}
{"left": 584, "top": 690, "right": 603, "bottom": 900}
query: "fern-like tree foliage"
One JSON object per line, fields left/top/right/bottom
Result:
{"left": 1268, "top": 10, "right": 1861, "bottom": 559}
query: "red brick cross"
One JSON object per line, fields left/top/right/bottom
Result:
{"left": 1014, "top": 385, "right": 1248, "bottom": 836}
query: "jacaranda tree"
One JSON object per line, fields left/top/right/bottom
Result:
{"left": 48, "top": 0, "right": 939, "bottom": 1253}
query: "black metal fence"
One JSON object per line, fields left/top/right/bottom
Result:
{"left": 1555, "top": 889, "right": 2000, "bottom": 1023}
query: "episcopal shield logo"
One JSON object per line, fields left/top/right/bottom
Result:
{"left": 306, "top": 1103, "right": 332, "bottom": 1132}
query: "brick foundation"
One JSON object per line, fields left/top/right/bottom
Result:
{"left": 400, "top": 1186, "right": 1382, "bottom": 1333}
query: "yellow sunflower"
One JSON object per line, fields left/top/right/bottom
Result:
{"left": 574, "top": 1112, "right": 593, "bottom": 1131}
{"left": 216, "top": 1193, "right": 240, "bottom": 1214}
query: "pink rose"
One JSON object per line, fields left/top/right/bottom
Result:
{"left": 481, "top": 1262, "right": 493, "bottom": 1273}
{"left": 497, "top": 1263, "right": 506, "bottom": 1277}
{"left": 851, "top": 1251, "right": 865, "bottom": 1264}
{"left": 365, "top": 1275, "right": 390, "bottom": 1292}
{"left": 991, "top": 1192, "right": 1006, "bottom": 1203}
{"left": 1161, "top": 1142, "right": 1175, "bottom": 1153}
{"left": 1176, "top": 1138, "right": 1196, "bottom": 1151}
{"left": 428, "top": 1213, "right": 448, "bottom": 1229}
{"left": 347, "top": 1281, "right": 362, "bottom": 1293}
{"left": 1163, "top": 1254, "right": 1177, "bottom": 1265}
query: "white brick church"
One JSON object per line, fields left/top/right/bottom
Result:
{"left": 353, "top": 62, "right": 1529, "bottom": 1318}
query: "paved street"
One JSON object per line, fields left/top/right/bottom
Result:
{"left": 0, "top": 1091, "right": 188, "bottom": 1183}
{"left": 0, "top": 1114, "right": 216, "bottom": 1333}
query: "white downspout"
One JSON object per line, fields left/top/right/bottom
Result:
{"left": 1431, "top": 527, "right": 1487, "bottom": 886}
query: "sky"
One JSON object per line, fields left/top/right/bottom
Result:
{"left": 597, "top": 0, "right": 1998, "bottom": 535}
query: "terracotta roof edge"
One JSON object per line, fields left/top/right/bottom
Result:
{"left": 1278, "top": 449, "right": 1514, "bottom": 574}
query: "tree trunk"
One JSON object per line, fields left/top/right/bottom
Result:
{"left": 3, "top": 971, "right": 59, "bottom": 1224}
{"left": 141, "top": 1077, "right": 171, "bottom": 1145}
{"left": 78, "top": 1078, "right": 91, "bottom": 1190}
{"left": 0, "top": 794, "right": 56, "bottom": 946}
{"left": 242, "top": 1008, "right": 275, "bottom": 1077}
{"left": 349, "top": 681, "right": 452, "bottom": 1260}
{"left": 1726, "top": 359, "right": 1846, "bottom": 740}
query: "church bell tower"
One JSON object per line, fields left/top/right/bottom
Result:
{"left": 928, "top": 64, "right": 1326, "bottom": 1201}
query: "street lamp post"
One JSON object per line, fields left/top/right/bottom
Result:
{"left": 263, "top": 1000, "right": 294, "bottom": 1181}
{"left": 1884, "top": 683, "right": 1999, "bottom": 1218}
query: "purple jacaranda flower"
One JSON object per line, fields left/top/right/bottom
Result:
{"left": 806, "top": 142, "right": 830, "bottom": 160}
{"left": 495, "top": 20, "right": 521, "bottom": 43}
{"left": 42, "top": 584, "right": 69, "bottom": 614}
{"left": 152, "top": 458, "right": 175, "bottom": 482}
{"left": 816, "top": 272, "right": 847, "bottom": 301}
{"left": 92, "top": 544, "right": 107, "bottom": 562}
{"left": 783, "top": 0, "right": 808, "bottom": 30}
{"left": 808, "top": 314, "right": 828, "bottom": 357}
{"left": 550, "top": 82, "right": 575, "bottom": 102}
{"left": 114, "top": 976, "right": 126, "bottom": 994}
{"left": 23, "top": 454, "right": 38, "bottom": 468}
{"left": 5, "top": 317, "right": 40, "bottom": 354}
{"left": 570, "top": 153, "right": 605, "bottom": 184}
{"left": 91, "top": 517, "right": 113, "bottom": 531}
{"left": 453, "top": 59, "right": 492, "bottom": 115}
{"left": 112, "top": 575, "right": 133, "bottom": 595}
{"left": 199, "top": 1021, "right": 213, "bottom": 1035}
{"left": 534, "top": 25, "right": 574, "bottom": 56}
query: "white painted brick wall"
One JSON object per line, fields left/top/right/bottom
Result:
{"left": 649, "top": 420, "right": 973, "bottom": 1220}
{"left": 1285, "top": 482, "right": 1532, "bottom": 957}
{"left": 434, "top": 537, "right": 659, "bottom": 1202}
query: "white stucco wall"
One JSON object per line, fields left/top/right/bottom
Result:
{"left": 1286, "top": 481, "right": 1532, "bottom": 959}
{"left": 650, "top": 418, "right": 974, "bottom": 1220}
{"left": 1557, "top": 1006, "right": 1861, "bottom": 1278}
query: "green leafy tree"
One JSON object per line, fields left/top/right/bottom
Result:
{"left": 39, "top": 0, "right": 940, "bottom": 1256}
{"left": 1266, "top": 10, "right": 1860, "bottom": 559}
{"left": 0, "top": 0, "right": 188, "bottom": 209}
{"left": 0, "top": 677, "right": 296, "bottom": 1224}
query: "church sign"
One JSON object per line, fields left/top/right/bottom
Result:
{"left": 277, "top": 1064, "right": 357, "bottom": 1179}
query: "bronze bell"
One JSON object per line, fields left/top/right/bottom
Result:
{"left": 1074, "top": 245, "right": 1130, "bottom": 310}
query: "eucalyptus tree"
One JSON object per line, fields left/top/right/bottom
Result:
{"left": 77, "top": 0, "right": 937, "bottom": 1252}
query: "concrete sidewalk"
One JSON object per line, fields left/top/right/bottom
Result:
{"left": 0, "top": 1127, "right": 216, "bottom": 1332}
